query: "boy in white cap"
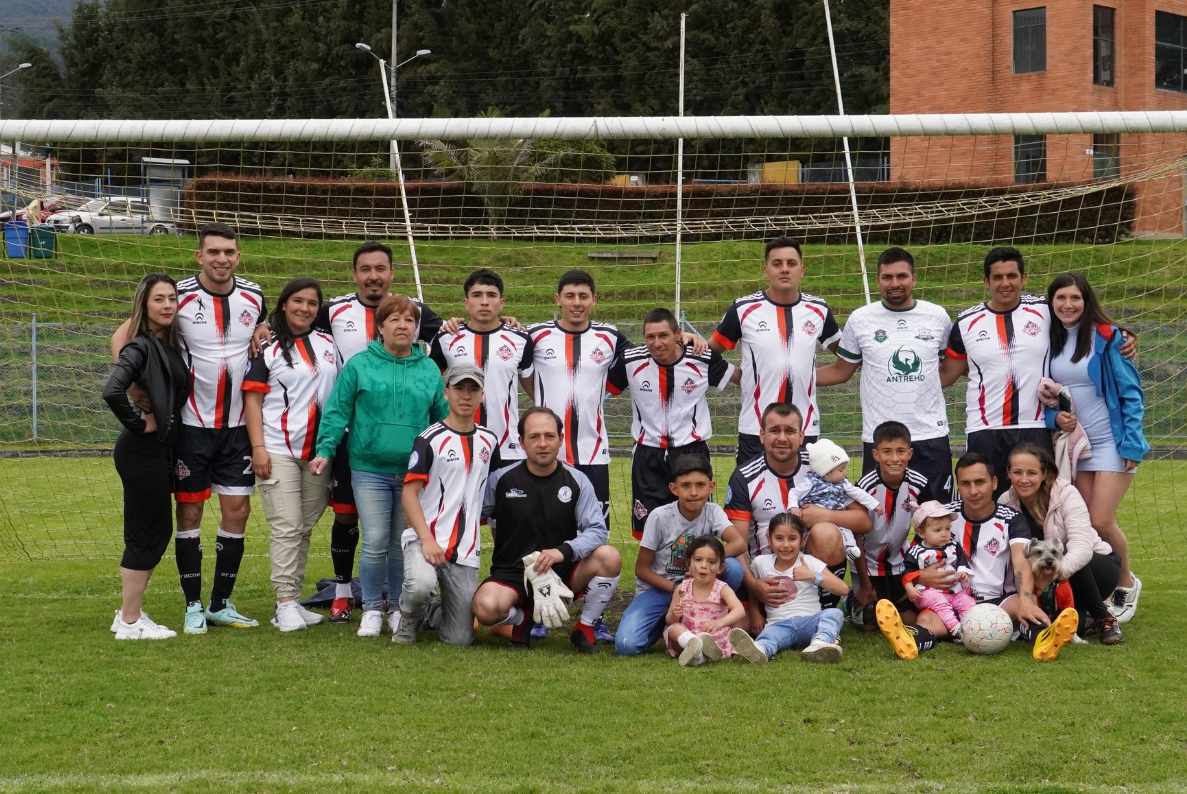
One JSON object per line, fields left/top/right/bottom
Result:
{"left": 792, "top": 439, "right": 883, "bottom": 561}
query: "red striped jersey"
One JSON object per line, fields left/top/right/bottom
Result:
{"left": 528, "top": 320, "right": 631, "bottom": 466}
{"left": 315, "top": 293, "right": 442, "bottom": 363}
{"left": 402, "top": 422, "right": 498, "bottom": 568}
{"left": 712, "top": 291, "right": 841, "bottom": 437}
{"left": 943, "top": 501, "right": 1030, "bottom": 601}
{"left": 945, "top": 295, "right": 1049, "bottom": 433}
{"left": 176, "top": 274, "right": 266, "bottom": 429}
{"left": 429, "top": 323, "right": 535, "bottom": 461}
{"left": 607, "top": 345, "right": 734, "bottom": 448}
{"left": 724, "top": 450, "right": 812, "bottom": 557}
{"left": 242, "top": 331, "right": 339, "bottom": 461}
{"left": 854, "top": 467, "right": 933, "bottom": 576}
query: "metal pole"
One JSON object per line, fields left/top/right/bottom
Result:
{"left": 391, "top": 0, "right": 399, "bottom": 115}
{"left": 674, "top": 13, "right": 686, "bottom": 318}
{"left": 823, "top": 0, "right": 871, "bottom": 305}
{"left": 30, "top": 313, "right": 38, "bottom": 441}
{"left": 378, "top": 59, "right": 423, "bottom": 301}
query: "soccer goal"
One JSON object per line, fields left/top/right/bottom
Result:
{"left": 1, "top": 111, "right": 1185, "bottom": 561}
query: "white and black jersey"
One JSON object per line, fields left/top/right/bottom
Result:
{"left": 315, "top": 292, "right": 442, "bottom": 363}
{"left": 854, "top": 468, "right": 933, "bottom": 577}
{"left": 724, "top": 450, "right": 813, "bottom": 557}
{"left": 607, "top": 344, "right": 734, "bottom": 448}
{"left": 944, "top": 500, "right": 1030, "bottom": 601}
{"left": 242, "top": 330, "right": 340, "bottom": 460}
{"left": 903, "top": 539, "right": 971, "bottom": 593}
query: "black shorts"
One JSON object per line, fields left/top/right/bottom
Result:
{"left": 482, "top": 560, "right": 583, "bottom": 607}
{"left": 575, "top": 463, "right": 611, "bottom": 531}
{"left": 865, "top": 574, "right": 914, "bottom": 614}
{"left": 862, "top": 435, "right": 954, "bottom": 503}
{"left": 329, "top": 437, "right": 356, "bottom": 516}
{"left": 966, "top": 428, "right": 1053, "bottom": 498}
{"left": 630, "top": 441, "right": 710, "bottom": 539}
{"left": 173, "top": 424, "right": 254, "bottom": 502}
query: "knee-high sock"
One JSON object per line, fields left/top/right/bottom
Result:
{"left": 175, "top": 528, "right": 203, "bottom": 605}
{"left": 209, "top": 528, "right": 245, "bottom": 612}
{"left": 905, "top": 625, "right": 937, "bottom": 652}
{"left": 580, "top": 574, "right": 620, "bottom": 625}
{"left": 819, "top": 562, "right": 847, "bottom": 610}
{"left": 330, "top": 518, "right": 359, "bottom": 598}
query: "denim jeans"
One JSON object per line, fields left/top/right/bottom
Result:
{"left": 351, "top": 469, "right": 406, "bottom": 613}
{"left": 615, "top": 556, "right": 744, "bottom": 656}
{"left": 754, "top": 607, "right": 844, "bottom": 658}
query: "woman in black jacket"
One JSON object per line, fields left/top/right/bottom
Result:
{"left": 102, "top": 273, "right": 189, "bottom": 639}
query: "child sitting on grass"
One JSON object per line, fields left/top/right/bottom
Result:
{"left": 901, "top": 500, "right": 975, "bottom": 641}
{"left": 730, "top": 513, "right": 848, "bottom": 664}
{"left": 664, "top": 536, "right": 747, "bottom": 667}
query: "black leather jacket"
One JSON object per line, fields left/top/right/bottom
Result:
{"left": 102, "top": 334, "right": 187, "bottom": 442}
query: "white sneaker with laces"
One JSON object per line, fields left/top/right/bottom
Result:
{"left": 387, "top": 610, "right": 402, "bottom": 635}
{"left": 114, "top": 612, "right": 177, "bottom": 640}
{"left": 271, "top": 602, "right": 307, "bottom": 632}
{"left": 357, "top": 609, "right": 384, "bottom": 637}
{"left": 295, "top": 604, "right": 325, "bottom": 626}
{"left": 1109, "top": 572, "right": 1141, "bottom": 623}
{"left": 801, "top": 638, "right": 843, "bottom": 663}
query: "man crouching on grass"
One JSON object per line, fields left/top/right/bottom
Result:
{"left": 471, "top": 407, "right": 622, "bottom": 653}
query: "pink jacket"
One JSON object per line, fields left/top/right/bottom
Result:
{"left": 998, "top": 478, "right": 1112, "bottom": 577}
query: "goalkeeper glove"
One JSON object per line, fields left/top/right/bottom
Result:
{"left": 522, "top": 551, "right": 574, "bottom": 629}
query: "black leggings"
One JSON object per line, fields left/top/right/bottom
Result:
{"left": 114, "top": 429, "right": 175, "bottom": 571}
{"left": 1067, "top": 551, "right": 1122, "bottom": 621}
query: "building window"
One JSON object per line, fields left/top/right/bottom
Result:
{"left": 1092, "top": 134, "right": 1121, "bottom": 179}
{"left": 1094, "top": 6, "right": 1115, "bottom": 86}
{"left": 1014, "top": 135, "right": 1047, "bottom": 184}
{"left": 1156, "top": 10, "right": 1187, "bottom": 93}
{"left": 1013, "top": 7, "right": 1047, "bottom": 74}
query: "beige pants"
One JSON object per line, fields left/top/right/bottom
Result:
{"left": 258, "top": 453, "right": 330, "bottom": 600}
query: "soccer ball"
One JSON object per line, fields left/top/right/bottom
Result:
{"left": 959, "top": 603, "right": 1014, "bottom": 655}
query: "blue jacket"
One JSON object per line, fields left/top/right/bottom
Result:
{"left": 1045, "top": 323, "right": 1149, "bottom": 463}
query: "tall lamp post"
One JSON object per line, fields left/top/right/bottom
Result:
{"left": 1, "top": 62, "right": 32, "bottom": 202}
{"left": 355, "top": 42, "right": 429, "bottom": 300}
{"left": 0, "top": 62, "right": 32, "bottom": 122}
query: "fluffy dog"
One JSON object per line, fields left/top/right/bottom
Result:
{"left": 1026, "top": 538, "right": 1066, "bottom": 593}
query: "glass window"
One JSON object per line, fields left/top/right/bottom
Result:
{"left": 1094, "top": 6, "right": 1115, "bottom": 86}
{"left": 1156, "top": 11, "right": 1187, "bottom": 92}
{"left": 1013, "top": 7, "right": 1047, "bottom": 74}
{"left": 1014, "top": 135, "right": 1047, "bottom": 184}
{"left": 1092, "top": 134, "right": 1121, "bottom": 179}
{"left": 107, "top": 200, "right": 129, "bottom": 214}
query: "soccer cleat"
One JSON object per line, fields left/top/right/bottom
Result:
{"left": 729, "top": 628, "right": 768, "bottom": 664}
{"left": 569, "top": 628, "right": 602, "bottom": 655}
{"left": 801, "top": 638, "right": 843, "bottom": 663}
{"left": 678, "top": 634, "right": 704, "bottom": 667}
{"left": 530, "top": 622, "right": 548, "bottom": 640}
{"left": 875, "top": 599, "right": 918, "bottom": 660}
{"left": 270, "top": 602, "right": 307, "bottom": 633}
{"left": 1109, "top": 573, "right": 1141, "bottom": 623}
{"left": 697, "top": 632, "right": 723, "bottom": 662}
{"left": 205, "top": 602, "right": 258, "bottom": 628}
{"left": 1032, "top": 607, "right": 1079, "bottom": 661}
{"left": 357, "top": 610, "right": 384, "bottom": 637}
{"left": 114, "top": 612, "right": 177, "bottom": 640}
{"left": 386, "top": 610, "right": 402, "bottom": 636}
{"left": 392, "top": 613, "right": 419, "bottom": 644}
{"left": 329, "top": 597, "right": 353, "bottom": 623}
{"left": 1096, "top": 614, "right": 1125, "bottom": 645}
{"left": 295, "top": 604, "right": 325, "bottom": 626}
{"left": 592, "top": 617, "right": 614, "bottom": 643}
{"left": 183, "top": 602, "right": 207, "bottom": 635}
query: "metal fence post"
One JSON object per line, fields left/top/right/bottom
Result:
{"left": 30, "top": 313, "right": 38, "bottom": 441}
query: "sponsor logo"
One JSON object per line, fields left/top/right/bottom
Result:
{"left": 456, "top": 345, "right": 467, "bottom": 355}
{"left": 896, "top": 319, "right": 908, "bottom": 330}
{"left": 756, "top": 320, "right": 769, "bottom": 332}
{"left": 984, "top": 537, "right": 1001, "bottom": 556}
{"left": 446, "top": 449, "right": 459, "bottom": 461}
{"left": 801, "top": 320, "right": 817, "bottom": 335}
{"left": 914, "top": 327, "right": 934, "bottom": 341}
{"left": 175, "top": 459, "right": 191, "bottom": 479}
{"left": 506, "top": 488, "right": 527, "bottom": 498}
{"left": 589, "top": 348, "right": 606, "bottom": 364}
{"left": 1023, "top": 321, "right": 1041, "bottom": 337}
{"left": 407, "top": 451, "right": 419, "bottom": 469}
{"left": 873, "top": 329, "right": 887, "bottom": 343}
{"left": 192, "top": 313, "right": 207, "bottom": 326}
{"left": 344, "top": 320, "right": 357, "bottom": 332}
{"left": 640, "top": 380, "right": 653, "bottom": 393}
{"left": 479, "top": 447, "right": 490, "bottom": 463}
{"left": 976, "top": 329, "right": 990, "bottom": 342}
{"left": 543, "top": 348, "right": 557, "bottom": 361}
{"left": 508, "top": 442, "right": 518, "bottom": 450}
{"left": 886, "top": 346, "right": 924, "bottom": 383}
{"left": 538, "top": 584, "right": 553, "bottom": 597}
{"left": 238, "top": 309, "right": 255, "bottom": 328}
{"left": 497, "top": 344, "right": 514, "bottom": 361}
{"left": 557, "top": 486, "right": 573, "bottom": 503}
{"left": 633, "top": 499, "right": 648, "bottom": 519}
{"left": 681, "top": 377, "right": 696, "bottom": 395}
{"left": 763, "top": 498, "right": 775, "bottom": 510}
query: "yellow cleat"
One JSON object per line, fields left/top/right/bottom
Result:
{"left": 1033, "top": 607, "right": 1079, "bottom": 662}
{"left": 876, "top": 599, "right": 918, "bottom": 660}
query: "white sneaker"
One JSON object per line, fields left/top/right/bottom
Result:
{"left": 357, "top": 609, "right": 384, "bottom": 637}
{"left": 801, "top": 638, "right": 843, "bottom": 663}
{"left": 295, "top": 603, "right": 325, "bottom": 626}
{"left": 678, "top": 634, "right": 703, "bottom": 667}
{"left": 110, "top": 610, "right": 122, "bottom": 633}
{"left": 387, "top": 610, "right": 402, "bottom": 635}
{"left": 271, "top": 602, "right": 307, "bottom": 633}
{"left": 1109, "top": 572, "right": 1141, "bottom": 623}
{"left": 114, "top": 612, "right": 177, "bottom": 640}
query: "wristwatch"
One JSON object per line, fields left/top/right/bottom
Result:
{"left": 813, "top": 570, "right": 824, "bottom": 587}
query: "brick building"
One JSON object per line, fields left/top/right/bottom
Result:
{"left": 890, "top": 0, "right": 1187, "bottom": 236}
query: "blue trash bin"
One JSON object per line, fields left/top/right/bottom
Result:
{"left": 4, "top": 221, "right": 30, "bottom": 258}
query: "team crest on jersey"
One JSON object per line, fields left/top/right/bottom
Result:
{"left": 407, "top": 451, "right": 419, "bottom": 469}
{"left": 801, "top": 320, "right": 817, "bottom": 335}
{"left": 725, "top": 486, "right": 733, "bottom": 503}
{"left": 557, "top": 486, "right": 573, "bottom": 503}
{"left": 497, "top": 344, "right": 514, "bottom": 361}
{"left": 322, "top": 350, "right": 335, "bottom": 365}
{"left": 1023, "top": 321, "right": 1041, "bottom": 337}
{"left": 873, "top": 329, "right": 887, "bottom": 343}
{"left": 984, "top": 537, "right": 1001, "bottom": 556}
{"left": 479, "top": 446, "right": 490, "bottom": 463}
{"left": 914, "top": 328, "right": 934, "bottom": 341}
{"left": 633, "top": 499, "right": 648, "bottom": 519}
{"left": 238, "top": 309, "right": 255, "bottom": 328}
{"left": 175, "top": 459, "right": 191, "bottom": 480}
{"left": 681, "top": 377, "right": 696, "bottom": 394}
{"left": 589, "top": 348, "right": 606, "bottom": 364}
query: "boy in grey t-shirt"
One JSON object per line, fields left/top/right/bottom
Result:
{"left": 614, "top": 454, "right": 747, "bottom": 656}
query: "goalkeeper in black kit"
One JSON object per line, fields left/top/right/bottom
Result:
{"left": 471, "top": 407, "right": 622, "bottom": 653}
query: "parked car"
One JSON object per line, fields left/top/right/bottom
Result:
{"left": 46, "top": 197, "right": 177, "bottom": 235}
{"left": 0, "top": 195, "right": 89, "bottom": 224}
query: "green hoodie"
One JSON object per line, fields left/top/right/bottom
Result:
{"left": 315, "top": 340, "right": 448, "bottom": 475}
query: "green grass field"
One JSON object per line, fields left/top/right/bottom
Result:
{"left": 1, "top": 457, "right": 1186, "bottom": 793}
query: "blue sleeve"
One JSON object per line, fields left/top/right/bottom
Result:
{"left": 561, "top": 468, "right": 609, "bottom": 561}
{"left": 1043, "top": 405, "right": 1060, "bottom": 431}
{"left": 1103, "top": 331, "right": 1150, "bottom": 462}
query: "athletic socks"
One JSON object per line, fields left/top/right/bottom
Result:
{"left": 579, "top": 574, "right": 620, "bottom": 625}
{"left": 676, "top": 631, "right": 692, "bottom": 649}
{"left": 209, "top": 528, "right": 244, "bottom": 613}
{"left": 819, "top": 563, "right": 847, "bottom": 610}
{"left": 492, "top": 606, "right": 525, "bottom": 628}
{"left": 329, "top": 518, "right": 359, "bottom": 585}
{"left": 175, "top": 528, "right": 203, "bottom": 605}
{"left": 905, "top": 625, "right": 937, "bottom": 653}
{"left": 334, "top": 582, "right": 353, "bottom": 600}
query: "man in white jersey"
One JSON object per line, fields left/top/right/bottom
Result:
{"left": 429, "top": 269, "right": 534, "bottom": 473}
{"left": 816, "top": 247, "right": 955, "bottom": 501}
{"left": 607, "top": 307, "right": 738, "bottom": 539}
{"left": 111, "top": 222, "right": 268, "bottom": 633}
{"left": 313, "top": 240, "right": 444, "bottom": 622}
{"left": 710, "top": 237, "right": 842, "bottom": 465}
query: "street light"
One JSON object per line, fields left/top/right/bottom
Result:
{"left": 0, "top": 62, "right": 33, "bottom": 123}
